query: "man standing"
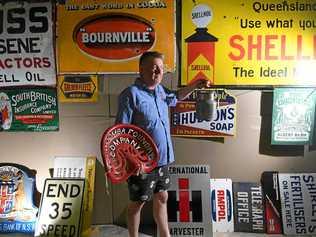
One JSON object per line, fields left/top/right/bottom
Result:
{"left": 116, "top": 51, "right": 208, "bottom": 237}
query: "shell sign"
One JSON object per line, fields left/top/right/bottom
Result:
{"left": 57, "top": 0, "right": 175, "bottom": 74}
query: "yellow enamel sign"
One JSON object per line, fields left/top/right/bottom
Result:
{"left": 57, "top": 0, "right": 175, "bottom": 74}
{"left": 181, "top": 0, "right": 316, "bottom": 86}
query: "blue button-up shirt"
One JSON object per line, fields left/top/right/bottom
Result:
{"left": 115, "top": 78, "right": 178, "bottom": 166}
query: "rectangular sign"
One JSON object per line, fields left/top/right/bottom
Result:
{"left": 57, "top": 0, "right": 175, "bottom": 74}
{"left": 0, "top": 88, "right": 59, "bottom": 132}
{"left": 271, "top": 88, "right": 316, "bottom": 145}
{"left": 170, "top": 89, "right": 236, "bottom": 137}
{"left": 181, "top": 0, "right": 316, "bottom": 86}
{"left": 35, "top": 179, "right": 85, "bottom": 237}
{"left": 279, "top": 173, "right": 316, "bottom": 235}
{"left": 0, "top": 1, "right": 56, "bottom": 87}
{"left": 58, "top": 75, "right": 98, "bottom": 103}
{"left": 210, "top": 179, "right": 234, "bottom": 232}
{"left": 233, "top": 182, "right": 265, "bottom": 233}
{"left": 167, "top": 165, "right": 212, "bottom": 236}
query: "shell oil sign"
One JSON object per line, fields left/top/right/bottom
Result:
{"left": 185, "top": 3, "right": 218, "bottom": 85}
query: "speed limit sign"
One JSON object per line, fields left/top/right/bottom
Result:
{"left": 35, "top": 179, "right": 85, "bottom": 237}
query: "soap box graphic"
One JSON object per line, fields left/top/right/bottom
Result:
{"left": 233, "top": 182, "right": 265, "bottom": 233}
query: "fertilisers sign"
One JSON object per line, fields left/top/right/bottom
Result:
{"left": 167, "top": 165, "right": 212, "bottom": 236}
{"left": 279, "top": 173, "right": 316, "bottom": 235}
{"left": 57, "top": 0, "right": 175, "bottom": 73}
{"left": 170, "top": 89, "right": 236, "bottom": 137}
{"left": 0, "top": 1, "right": 56, "bottom": 87}
{"left": 35, "top": 179, "right": 85, "bottom": 237}
{"left": 0, "top": 88, "right": 59, "bottom": 132}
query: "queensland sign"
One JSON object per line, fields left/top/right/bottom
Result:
{"left": 181, "top": 0, "right": 316, "bottom": 86}
{"left": 0, "top": 88, "right": 59, "bottom": 132}
{"left": 271, "top": 88, "right": 316, "bottom": 145}
{"left": 57, "top": 0, "right": 175, "bottom": 73}
{"left": 0, "top": 1, "right": 56, "bottom": 87}
{"left": 170, "top": 89, "right": 236, "bottom": 137}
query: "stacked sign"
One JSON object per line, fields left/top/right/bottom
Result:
{"left": 0, "top": 1, "right": 58, "bottom": 132}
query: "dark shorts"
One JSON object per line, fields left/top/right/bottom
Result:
{"left": 127, "top": 165, "right": 170, "bottom": 202}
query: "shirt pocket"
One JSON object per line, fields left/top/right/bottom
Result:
{"left": 136, "top": 101, "right": 157, "bottom": 127}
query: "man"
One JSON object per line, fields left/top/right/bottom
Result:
{"left": 116, "top": 51, "right": 208, "bottom": 237}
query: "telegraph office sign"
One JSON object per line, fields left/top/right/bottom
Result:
{"left": 35, "top": 179, "right": 85, "bottom": 237}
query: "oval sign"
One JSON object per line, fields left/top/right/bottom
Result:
{"left": 74, "top": 14, "right": 156, "bottom": 60}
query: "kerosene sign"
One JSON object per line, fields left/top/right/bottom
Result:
{"left": 57, "top": 0, "right": 175, "bottom": 73}
{"left": 0, "top": 1, "right": 56, "bottom": 87}
{"left": 170, "top": 89, "right": 236, "bottom": 137}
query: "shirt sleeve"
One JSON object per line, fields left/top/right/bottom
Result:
{"left": 115, "top": 88, "right": 134, "bottom": 124}
{"left": 162, "top": 86, "right": 178, "bottom": 107}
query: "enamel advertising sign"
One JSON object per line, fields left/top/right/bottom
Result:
{"left": 271, "top": 88, "right": 316, "bottom": 145}
{"left": 58, "top": 75, "right": 98, "bottom": 103}
{"left": 167, "top": 165, "right": 212, "bottom": 236}
{"left": 57, "top": 0, "right": 175, "bottom": 73}
{"left": 181, "top": 1, "right": 316, "bottom": 86}
{"left": 0, "top": 88, "right": 59, "bottom": 132}
{"left": 279, "top": 173, "right": 316, "bottom": 235}
{"left": 0, "top": 1, "right": 56, "bottom": 87}
{"left": 170, "top": 89, "right": 236, "bottom": 137}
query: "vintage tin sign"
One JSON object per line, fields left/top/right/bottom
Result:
{"left": 0, "top": 163, "right": 38, "bottom": 234}
{"left": 271, "top": 88, "right": 316, "bottom": 145}
{"left": 170, "top": 89, "right": 236, "bottom": 137}
{"left": 35, "top": 179, "right": 85, "bottom": 237}
{"left": 181, "top": 0, "right": 316, "bottom": 86}
{"left": 0, "top": 88, "right": 59, "bottom": 132}
{"left": 0, "top": 1, "right": 56, "bottom": 87}
{"left": 279, "top": 173, "right": 316, "bottom": 235}
{"left": 210, "top": 179, "right": 234, "bottom": 232}
{"left": 57, "top": 0, "right": 175, "bottom": 73}
{"left": 58, "top": 75, "right": 98, "bottom": 102}
{"left": 167, "top": 165, "right": 212, "bottom": 236}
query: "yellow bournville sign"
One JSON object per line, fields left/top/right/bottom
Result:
{"left": 58, "top": 75, "right": 98, "bottom": 102}
{"left": 57, "top": 0, "right": 175, "bottom": 74}
{"left": 181, "top": 0, "right": 316, "bottom": 86}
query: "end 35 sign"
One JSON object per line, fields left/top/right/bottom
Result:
{"left": 170, "top": 89, "right": 236, "bottom": 137}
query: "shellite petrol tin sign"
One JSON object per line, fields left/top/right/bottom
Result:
{"left": 57, "top": 0, "right": 175, "bottom": 74}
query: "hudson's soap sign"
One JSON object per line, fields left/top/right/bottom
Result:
{"left": 57, "top": 0, "right": 175, "bottom": 73}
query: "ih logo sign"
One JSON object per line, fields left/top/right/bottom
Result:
{"left": 168, "top": 178, "right": 202, "bottom": 222}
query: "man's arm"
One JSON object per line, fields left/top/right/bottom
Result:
{"left": 176, "top": 79, "right": 211, "bottom": 101}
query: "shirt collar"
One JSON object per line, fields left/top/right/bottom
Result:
{"left": 135, "top": 78, "right": 159, "bottom": 94}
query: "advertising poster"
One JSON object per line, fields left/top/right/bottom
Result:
{"left": 279, "top": 173, "right": 316, "bottom": 235}
{"left": 170, "top": 89, "right": 236, "bottom": 137}
{"left": 181, "top": 1, "right": 316, "bottom": 86}
{"left": 210, "top": 179, "right": 234, "bottom": 232}
{"left": 0, "top": 164, "right": 38, "bottom": 234}
{"left": 0, "top": 88, "right": 59, "bottom": 132}
{"left": 232, "top": 182, "right": 265, "bottom": 233}
{"left": 167, "top": 165, "right": 212, "bottom": 236}
{"left": 271, "top": 88, "right": 316, "bottom": 145}
{"left": 58, "top": 75, "right": 98, "bottom": 103}
{"left": 0, "top": 1, "right": 56, "bottom": 87}
{"left": 57, "top": 0, "right": 175, "bottom": 74}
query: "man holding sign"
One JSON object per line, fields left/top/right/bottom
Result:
{"left": 115, "top": 51, "right": 208, "bottom": 237}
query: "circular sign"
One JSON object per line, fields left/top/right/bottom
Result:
{"left": 101, "top": 124, "right": 158, "bottom": 184}
{"left": 191, "top": 4, "right": 213, "bottom": 28}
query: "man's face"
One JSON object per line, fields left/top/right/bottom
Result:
{"left": 139, "top": 57, "right": 164, "bottom": 89}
